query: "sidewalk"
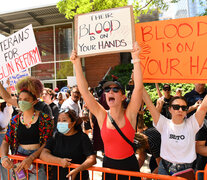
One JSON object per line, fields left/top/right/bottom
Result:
{"left": 90, "top": 151, "right": 151, "bottom": 179}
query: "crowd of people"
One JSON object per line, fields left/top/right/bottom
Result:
{"left": 0, "top": 41, "right": 206, "bottom": 180}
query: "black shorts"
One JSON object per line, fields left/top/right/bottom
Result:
{"left": 103, "top": 154, "right": 140, "bottom": 180}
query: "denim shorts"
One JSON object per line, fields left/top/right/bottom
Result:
{"left": 10, "top": 146, "right": 47, "bottom": 180}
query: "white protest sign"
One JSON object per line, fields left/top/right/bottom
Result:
{"left": 75, "top": 6, "right": 135, "bottom": 57}
{"left": 0, "top": 24, "right": 41, "bottom": 81}
{"left": 67, "top": 76, "right": 77, "bottom": 87}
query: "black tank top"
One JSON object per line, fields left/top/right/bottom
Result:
{"left": 17, "top": 118, "right": 40, "bottom": 145}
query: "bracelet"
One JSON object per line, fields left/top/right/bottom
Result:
{"left": 133, "top": 59, "right": 140, "bottom": 64}
{"left": 1, "top": 156, "right": 8, "bottom": 163}
{"left": 30, "top": 154, "right": 36, "bottom": 160}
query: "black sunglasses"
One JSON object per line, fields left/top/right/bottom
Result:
{"left": 163, "top": 87, "right": 170, "bottom": 91}
{"left": 171, "top": 104, "right": 188, "bottom": 111}
{"left": 59, "top": 108, "right": 70, "bottom": 113}
{"left": 104, "top": 87, "right": 121, "bottom": 93}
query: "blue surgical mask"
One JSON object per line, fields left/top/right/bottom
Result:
{"left": 18, "top": 101, "right": 33, "bottom": 112}
{"left": 57, "top": 122, "right": 70, "bottom": 134}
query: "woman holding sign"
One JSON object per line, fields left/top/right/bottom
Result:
{"left": 70, "top": 42, "right": 142, "bottom": 180}
{"left": 1, "top": 77, "right": 53, "bottom": 179}
{"left": 142, "top": 87, "right": 207, "bottom": 177}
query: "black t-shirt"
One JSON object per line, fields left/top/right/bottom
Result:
{"left": 158, "top": 96, "right": 172, "bottom": 119}
{"left": 143, "top": 127, "right": 161, "bottom": 158}
{"left": 49, "top": 102, "right": 59, "bottom": 129}
{"left": 196, "top": 121, "right": 207, "bottom": 170}
{"left": 34, "top": 101, "right": 53, "bottom": 118}
{"left": 45, "top": 131, "right": 95, "bottom": 180}
{"left": 184, "top": 89, "right": 207, "bottom": 118}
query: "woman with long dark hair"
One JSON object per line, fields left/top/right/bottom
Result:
{"left": 40, "top": 108, "right": 96, "bottom": 180}
{"left": 143, "top": 88, "right": 207, "bottom": 175}
{"left": 70, "top": 42, "right": 142, "bottom": 180}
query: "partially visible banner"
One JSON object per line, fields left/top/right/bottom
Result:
{"left": 0, "top": 24, "right": 41, "bottom": 81}
{"left": 136, "top": 16, "right": 207, "bottom": 83}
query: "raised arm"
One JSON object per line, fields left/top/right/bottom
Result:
{"left": 126, "top": 42, "right": 143, "bottom": 124}
{"left": 195, "top": 95, "right": 207, "bottom": 126}
{"left": 70, "top": 51, "right": 106, "bottom": 127}
{"left": 155, "top": 83, "right": 162, "bottom": 98}
{"left": 142, "top": 87, "right": 160, "bottom": 126}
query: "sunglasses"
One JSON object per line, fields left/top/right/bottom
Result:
{"left": 59, "top": 108, "right": 70, "bottom": 113}
{"left": 163, "top": 87, "right": 170, "bottom": 91}
{"left": 104, "top": 87, "right": 121, "bottom": 93}
{"left": 171, "top": 104, "right": 188, "bottom": 111}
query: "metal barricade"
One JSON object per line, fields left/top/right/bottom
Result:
{"left": 0, "top": 155, "right": 190, "bottom": 180}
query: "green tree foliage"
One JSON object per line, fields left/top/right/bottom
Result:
{"left": 57, "top": 61, "right": 73, "bottom": 79}
{"left": 57, "top": 0, "right": 128, "bottom": 19}
{"left": 57, "top": 0, "right": 180, "bottom": 21}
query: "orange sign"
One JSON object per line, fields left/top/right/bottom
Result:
{"left": 135, "top": 16, "right": 207, "bottom": 83}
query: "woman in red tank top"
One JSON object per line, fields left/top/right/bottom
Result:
{"left": 70, "top": 42, "right": 143, "bottom": 180}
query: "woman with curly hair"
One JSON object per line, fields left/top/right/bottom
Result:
{"left": 40, "top": 108, "right": 96, "bottom": 180}
{"left": 0, "top": 77, "right": 53, "bottom": 118}
{"left": 0, "top": 76, "right": 53, "bottom": 179}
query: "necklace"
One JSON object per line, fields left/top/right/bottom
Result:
{"left": 21, "top": 111, "right": 36, "bottom": 128}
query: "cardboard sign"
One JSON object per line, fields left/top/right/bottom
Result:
{"left": 0, "top": 24, "right": 41, "bottom": 81}
{"left": 135, "top": 16, "right": 207, "bottom": 83}
{"left": 67, "top": 76, "right": 77, "bottom": 87}
{"left": 75, "top": 6, "right": 135, "bottom": 57}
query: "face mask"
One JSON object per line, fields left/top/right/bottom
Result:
{"left": 57, "top": 122, "right": 71, "bottom": 134}
{"left": 18, "top": 101, "right": 33, "bottom": 112}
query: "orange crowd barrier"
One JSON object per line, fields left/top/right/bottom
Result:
{"left": 195, "top": 164, "right": 207, "bottom": 180}
{"left": 0, "top": 155, "right": 196, "bottom": 180}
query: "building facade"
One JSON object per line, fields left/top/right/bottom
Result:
{"left": 0, "top": 5, "right": 121, "bottom": 89}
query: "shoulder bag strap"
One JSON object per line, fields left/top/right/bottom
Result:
{"left": 107, "top": 111, "right": 134, "bottom": 148}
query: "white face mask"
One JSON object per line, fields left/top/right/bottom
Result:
{"left": 57, "top": 122, "right": 71, "bottom": 134}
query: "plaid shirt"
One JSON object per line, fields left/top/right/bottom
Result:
{"left": 4, "top": 112, "right": 53, "bottom": 154}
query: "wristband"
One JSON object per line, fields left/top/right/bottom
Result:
{"left": 30, "top": 154, "right": 36, "bottom": 160}
{"left": 133, "top": 59, "right": 140, "bottom": 64}
{"left": 1, "top": 156, "right": 8, "bottom": 163}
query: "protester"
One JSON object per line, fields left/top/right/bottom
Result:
{"left": 0, "top": 97, "right": 13, "bottom": 179}
{"left": 70, "top": 42, "right": 142, "bottom": 180}
{"left": 61, "top": 86, "right": 81, "bottom": 116}
{"left": 40, "top": 108, "right": 96, "bottom": 180}
{"left": 156, "top": 84, "right": 173, "bottom": 119}
{"left": 0, "top": 77, "right": 53, "bottom": 179}
{"left": 196, "top": 120, "right": 207, "bottom": 180}
{"left": 42, "top": 88, "right": 59, "bottom": 130}
{"left": 175, "top": 88, "right": 182, "bottom": 97}
{"left": 0, "top": 77, "right": 53, "bottom": 118}
{"left": 136, "top": 127, "right": 161, "bottom": 174}
{"left": 142, "top": 87, "right": 207, "bottom": 175}
{"left": 184, "top": 83, "right": 207, "bottom": 118}
{"left": 55, "top": 92, "right": 67, "bottom": 110}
